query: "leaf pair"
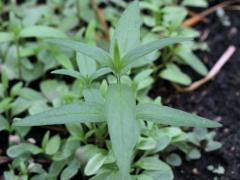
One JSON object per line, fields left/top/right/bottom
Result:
{"left": 14, "top": 84, "right": 221, "bottom": 178}
{"left": 46, "top": 0, "right": 190, "bottom": 77}
{"left": 13, "top": 1, "right": 221, "bottom": 179}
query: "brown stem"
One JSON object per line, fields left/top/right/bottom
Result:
{"left": 183, "top": 1, "right": 237, "bottom": 27}
{"left": 91, "top": 0, "right": 109, "bottom": 40}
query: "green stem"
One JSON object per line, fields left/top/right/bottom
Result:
{"left": 116, "top": 74, "right": 121, "bottom": 84}
{"left": 76, "top": 0, "right": 81, "bottom": 22}
{"left": 16, "top": 39, "right": 22, "bottom": 80}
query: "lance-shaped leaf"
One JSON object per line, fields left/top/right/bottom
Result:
{"left": 90, "top": 67, "right": 112, "bottom": 81}
{"left": 106, "top": 84, "right": 140, "bottom": 177}
{"left": 110, "top": 0, "right": 140, "bottom": 57}
{"left": 19, "top": 26, "right": 68, "bottom": 38}
{"left": 46, "top": 39, "right": 112, "bottom": 66}
{"left": 0, "top": 32, "right": 15, "bottom": 42}
{"left": 121, "top": 37, "right": 191, "bottom": 72}
{"left": 77, "top": 52, "right": 97, "bottom": 76}
{"left": 176, "top": 45, "right": 208, "bottom": 76}
{"left": 60, "top": 159, "right": 81, "bottom": 180}
{"left": 137, "top": 104, "right": 221, "bottom": 128}
{"left": 13, "top": 102, "right": 105, "bottom": 126}
{"left": 159, "top": 63, "right": 191, "bottom": 85}
{"left": 51, "top": 69, "right": 84, "bottom": 80}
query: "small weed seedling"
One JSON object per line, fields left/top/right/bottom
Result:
{"left": 14, "top": 1, "right": 221, "bottom": 179}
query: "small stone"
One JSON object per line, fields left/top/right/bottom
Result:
{"left": 223, "top": 128, "right": 229, "bottom": 134}
{"left": 230, "top": 146, "right": 235, "bottom": 151}
{"left": 215, "top": 116, "right": 222, "bottom": 122}
{"left": 28, "top": 138, "right": 36, "bottom": 144}
{"left": 192, "top": 168, "right": 200, "bottom": 175}
{"left": 229, "top": 27, "right": 238, "bottom": 37}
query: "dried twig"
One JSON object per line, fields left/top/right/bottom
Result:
{"left": 188, "top": 10, "right": 209, "bottom": 23}
{"left": 91, "top": 0, "right": 110, "bottom": 40}
{"left": 174, "top": 46, "right": 236, "bottom": 92}
{"left": 183, "top": 1, "right": 236, "bottom": 27}
{"left": 225, "top": 5, "right": 240, "bottom": 11}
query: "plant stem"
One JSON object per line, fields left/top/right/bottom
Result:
{"left": 16, "top": 39, "right": 22, "bottom": 80}
{"left": 116, "top": 74, "right": 121, "bottom": 84}
{"left": 76, "top": 0, "right": 81, "bottom": 22}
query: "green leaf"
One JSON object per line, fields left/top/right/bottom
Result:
{"left": 13, "top": 102, "right": 105, "bottom": 126}
{"left": 90, "top": 172, "right": 112, "bottom": 180}
{"left": 10, "top": 82, "right": 23, "bottom": 97}
{"left": 7, "top": 143, "right": 42, "bottom": 158}
{"left": 0, "top": 32, "right": 14, "bottom": 43}
{"left": 137, "top": 174, "right": 154, "bottom": 180}
{"left": 176, "top": 45, "right": 208, "bottom": 76}
{"left": 122, "top": 37, "right": 190, "bottom": 71}
{"left": 10, "top": 97, "right": 32, "bottom": 116}
{"left": 135, "top": 156, "right": 172, "bottom": 171}
{"left": 51, "top": 69, "right": 84, "bottom": 80}
{"left": 45, "top": 135, "right": 61, "bottom": 155}
{"left": 154, "top": 135, "right": 171, "bottom": 152}
{"left": 110, "top": 0, "right": 140, "bottom": 56}
{"left": 188, "top": 148, "right": 201, "bottom": 159}
{"left": 41, "top": 131, "right": 50, "bottom": 149}
{"left": 53, "top": 138, "right": 79, "bottom": 161}
{"left": 77, "top": 52, "right": 96, "bottom": 76}
{"left": 166, "top": 153, "right": 182, "bottom": 167}
{"left": 0, "top": 97, "right": 12, "bottom": 114}
{"left": 138, "top": 156, "right": 174, "bottom": 179}
{"left": 54, "top": 53, "right": 74, "bottom": 70}
{"left": 137, "top": 103, "right": 222, "bottom": 128}
{"left": 0, "top": 115, "right": 10, "bottom": 132}
{"left": 46, "top": 39, "right": 112, "bottom": 66}
{"left": 19, "top": 26, "right": 68, "bottom": 38}
{"left": 106, "top": 84, "right": 140, "bottom": 177}
{"left": 159, "top": 64, "right": 191, "bottom": 85}
{"left": 66, "top": 123, "right": 84, "bottom": 138}
{"left": 137, "top": 137, "right": 157, "bottom": 150}
{"left": 60, "top": 159, "right": 81, "bottom": 180}
{"left": 144, "top": 170, "right": 173, "bottom": 180}
{"left": 90, "top": 68, "right": 112, "bottom": 81}
{"left": 4, "top": 171, "right": 18, "bottom": 180}
{"left": 83, "top": 88, "right": 104, "bottom": 104}
{"left": 49, "top": 160, "right": 67, "bottom": 177}
{"left": 162, "top": 7, "right": 187, "bottom": 28}
{"left": 205, "top": 141, "right": 222, "bottom": 152}
{"left": 91, "top": 171, "right": 128, "bottom": 180}
{"left": 182, "top": 0, "right": 208, "bottom": 7}
{"left": 112, "top": 41, "right": 121, "bottom": 72}
{"left": 40, "top": 80, "right": 68, "bottom": 102}
{"left": 84, "top": 153, "right": 107, "bottom": 176}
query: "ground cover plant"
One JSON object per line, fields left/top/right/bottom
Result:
{"left": 0, "top": 0, "right": 226, "bottom": 179}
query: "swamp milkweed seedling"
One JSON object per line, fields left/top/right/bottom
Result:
{"left": 13, "top": 1, "right": 221, "bottom": 179}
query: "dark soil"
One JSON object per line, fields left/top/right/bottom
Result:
{"left": 151, "top": 2, "right": 240, "bottom": 180}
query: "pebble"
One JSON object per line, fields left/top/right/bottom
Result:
{"left": 224, "top": 128, "right": 230, "bottom": 134}
{"left": 192, "top": 168, "right": 200, "bottom": 175}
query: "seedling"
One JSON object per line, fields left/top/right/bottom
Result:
{"left": 13, "top": 1, "right": 221, "bottom": 179}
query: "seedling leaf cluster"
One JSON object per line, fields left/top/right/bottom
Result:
{"left": 13, "top": 1, "right": 221, "bottom": 179}
{"left": 0, "top": 0, "right": 221, "bottom": 179}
